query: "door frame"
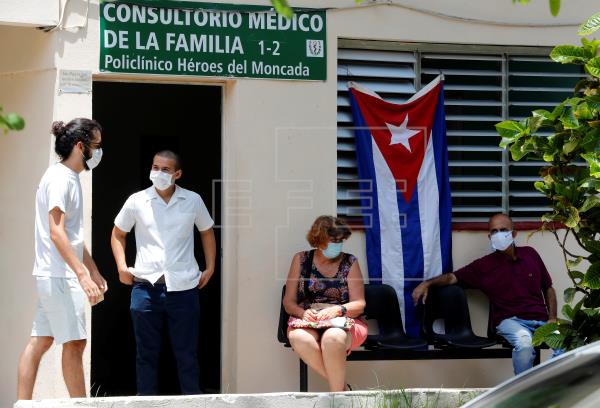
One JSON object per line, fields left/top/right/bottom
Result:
{"left": 91, "top": 74, "right": 229, "bottom": 392}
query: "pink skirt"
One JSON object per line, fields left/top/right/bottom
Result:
{"left": 287, "top": 318, "right": 368, "bottom": 355}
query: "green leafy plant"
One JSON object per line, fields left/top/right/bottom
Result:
{"left": 514, "top": 0, "right": 561, "bottom": 17}
{"left": 0, "top": 107, "right": 25, "bottom": 134}
{"left": 495, "top": 13, "right": 600, "bottom": 351}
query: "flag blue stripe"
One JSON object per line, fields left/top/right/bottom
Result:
{"left": 397, "top": 190, "right": 424, "bottom": 337}
{"left": 349, "top": 92, "right": 382, "bottom": 284}
{"left": 432, "top": 89, "right": 453, "bottom": 273}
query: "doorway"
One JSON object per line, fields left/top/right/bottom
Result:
{"left": 91, "top": 81, "right": 222, "bottom": 396}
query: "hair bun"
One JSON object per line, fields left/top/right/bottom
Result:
{"left": 51, "top": 121, "right": 67, "bottom": 138}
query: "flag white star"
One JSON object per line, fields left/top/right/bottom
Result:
{"left": 386, "top": 115, "right": 420, "bottom": 153}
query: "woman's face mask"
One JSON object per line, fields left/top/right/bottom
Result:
{"left": 490, "top": 230, "right": 514, "bottom": 251}
{"left": 149, "top": 170, "right": 174, "bottom": 191}
{"left": 322, "top": 241, "right": 343, "bottom": 259}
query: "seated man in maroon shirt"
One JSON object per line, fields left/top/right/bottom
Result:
{"left": 412, "top": 213, "right": 558, "bottom": 375}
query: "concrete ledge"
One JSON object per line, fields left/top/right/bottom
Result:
{"left": 15, "top": 389, "right": 487, "bottom": 408}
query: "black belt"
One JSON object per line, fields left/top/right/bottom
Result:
{"left": 133, "top": 275, "right": 166, "bottom": 284}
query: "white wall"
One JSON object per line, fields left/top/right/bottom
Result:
{"left": 0, "top": 0, "right": 59, "bottom": 27}
{"left": 0, "top": 0, "right": 597, "bottom": 404}
{"left": 0, "top": 25, "right": 59, "bottom": 406}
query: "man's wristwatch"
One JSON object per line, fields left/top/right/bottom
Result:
{"left": 339, "top": 305, "right": 347, "bottom": 317}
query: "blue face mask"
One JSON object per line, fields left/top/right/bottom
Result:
{"left": 323, "top": 242, "right": 343, "bottom": 259}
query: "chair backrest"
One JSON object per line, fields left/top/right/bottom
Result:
{"left": 277, "top": 285, "right": 291, "bottom": 345}
{"left": 422, "top": 285, "right": 475, "bottom": 338}
{"left": 363, "top": 284, "right": 408, "bottom": 336}
{"left": 422, "top": 284, "right": 498, "bottom": 349}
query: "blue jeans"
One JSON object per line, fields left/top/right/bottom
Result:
{"left": 130, "top": 283, "right": 201, "bottom": 395}
{"left": 496, "top": 316, "right": 562, "bottom": 375}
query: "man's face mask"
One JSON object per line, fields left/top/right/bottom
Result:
{"left": 82, "top": 145, "right": 103, "bottom": 171}
{"left": 149, "top": 170, "right": 174, "bottom": 191}
{"left": 490, "top": 230, "right": 514, "bottom": 251}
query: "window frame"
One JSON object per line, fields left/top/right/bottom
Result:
{"left": 337, "top": 39, "right": 581, "bottom": 229}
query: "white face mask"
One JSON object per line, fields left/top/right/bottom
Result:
{"left": 84, "top": 148, "right": 103, "bottom": 171}
{"left": 149, "top": 170, "right": 174, "bottom": 191}
{"left": 490, "top": 230, "right": 514, "bottom": 251}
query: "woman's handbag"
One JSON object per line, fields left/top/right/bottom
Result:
{"left": 288, "top": 315, "right": 355, "bottom": 330}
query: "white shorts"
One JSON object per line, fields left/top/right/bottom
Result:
{"left": 31, "top": 277, "right": 87, "bottom": 345}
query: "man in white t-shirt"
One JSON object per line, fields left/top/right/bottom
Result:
{"left": 111, "top": 150, "right": 216, "bottom": 395}
{"left": 17, "top": 118, "right": 108, "bottom": 400}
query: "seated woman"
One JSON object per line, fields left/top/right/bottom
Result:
{"left": 283, "top": 215, "right": 367, "bottom": 392}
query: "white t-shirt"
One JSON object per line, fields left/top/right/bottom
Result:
{"left": 33, "top": 163, "right": 84, "bottom": 278}
{"left": 114, "top": 185, "right": 214, "bottom": 292}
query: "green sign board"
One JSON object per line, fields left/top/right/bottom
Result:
{"left": 99, "top": 1, "right": 327, "bottom": 80}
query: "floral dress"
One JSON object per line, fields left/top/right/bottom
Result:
{"left": 297, "top": 250, "right": 356, "bottom": 310}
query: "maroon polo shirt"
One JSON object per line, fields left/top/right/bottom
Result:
{"left": 453, "top": 246, "right": 553, "bottom": 328}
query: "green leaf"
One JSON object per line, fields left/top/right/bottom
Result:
{"left": 532, "top": 109, "right": 556, "bottom": 122}
{"left": 576, "top": 102, "right": 594, "bottom": 121}
{"left": 533, "top": 322, "right": 559, "bottom": 346}
{"left": 551, "top": 102, "right": 566, "bottom": 118}
{"left": 583, "top": 308, "right": 599, "bottom": 317}
{"left": 581, "top": 128, "right": 600, "bottom": 150}
{"left": 586, "top": 95, "right": 600, "bottom": 111}
{"left": 578, "top": 12, "right": 600, "bottom": 36}
{"left": 544, "top": 332, "right": 566, "bottom": 349}
{"left": 562, "top": 304, "right": 575, "bottom": 319}
{"left": 528, "top": 115, "right": 545, "bottom": 132}
{"left": 582, "top": 238, "right": 600, "bottom": 254}
{"left": 5, "top": 113, "right": 25, "bottom": 130}
{"left": 496, "top": 120, "right": 526, "bottom": 138}
{"left": 534, "top": 181, "right": 548, "bottom": 194}
{"left": 567, "top": 256, "right": 584, "bottom": 268}
{"left": 581, "top": 153, "right": 600, "bottom": 177}
{"left": 583, "top": 262, "right": 600, "bottom": 289}
{"left": 580, "top": 177, "right": 600, "bottom": 191}
{"left": 586, "top": 57, "right": 600, "bottom": 79}
{"left": 584, "top": 289, "right": 600, "bottom": 308}
{"left": 271, "top": 0, "right": 293, "bottom": 18}
{"left": 564, "top": 287, "right": 577, "bottom": 303}
{"left": 560, "top": 107, "right": 580, "bottom": 129}
{"left": 543, "top": 148, "right": 558, "bottom": 162}
{"left": 549, "top": 0, "right": 560, "bottom": 17}
{"left": 580, "top": 195, "right": 600, "bottom": 212}
{"left": 569, "top": 270, "right": 585, "bottom": 286}
{"left": 551, "top": 45, "right": 590, "bottom": 64}
{"left": 563, "top": 138, "right": 579, "bottom": 154}
{"left": 510, "top": 141, "right": 528, "bottom": 161}
{"left": 564, "top": 205, "right": 581, "bottom": 228}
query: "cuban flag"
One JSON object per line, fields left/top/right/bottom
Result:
{"left": 348, "top": 76, "right": 452, "bottom": 338}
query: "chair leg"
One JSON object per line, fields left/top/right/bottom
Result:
{"left": 300, "top": 359, "right": 308, "bottom": 392}
{"left": 533, "top": 347, "right": 541, "bottom": 366}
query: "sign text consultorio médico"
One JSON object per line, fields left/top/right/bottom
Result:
{"left": 99, "top": 1, "right": 327, "bottom": 80}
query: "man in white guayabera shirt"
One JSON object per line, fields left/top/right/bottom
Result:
{"left": 111, "top": 150, "right": 216, "bottom": 396}
{"left": 17, "top": 118, "right": 108, "bottom": 400}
